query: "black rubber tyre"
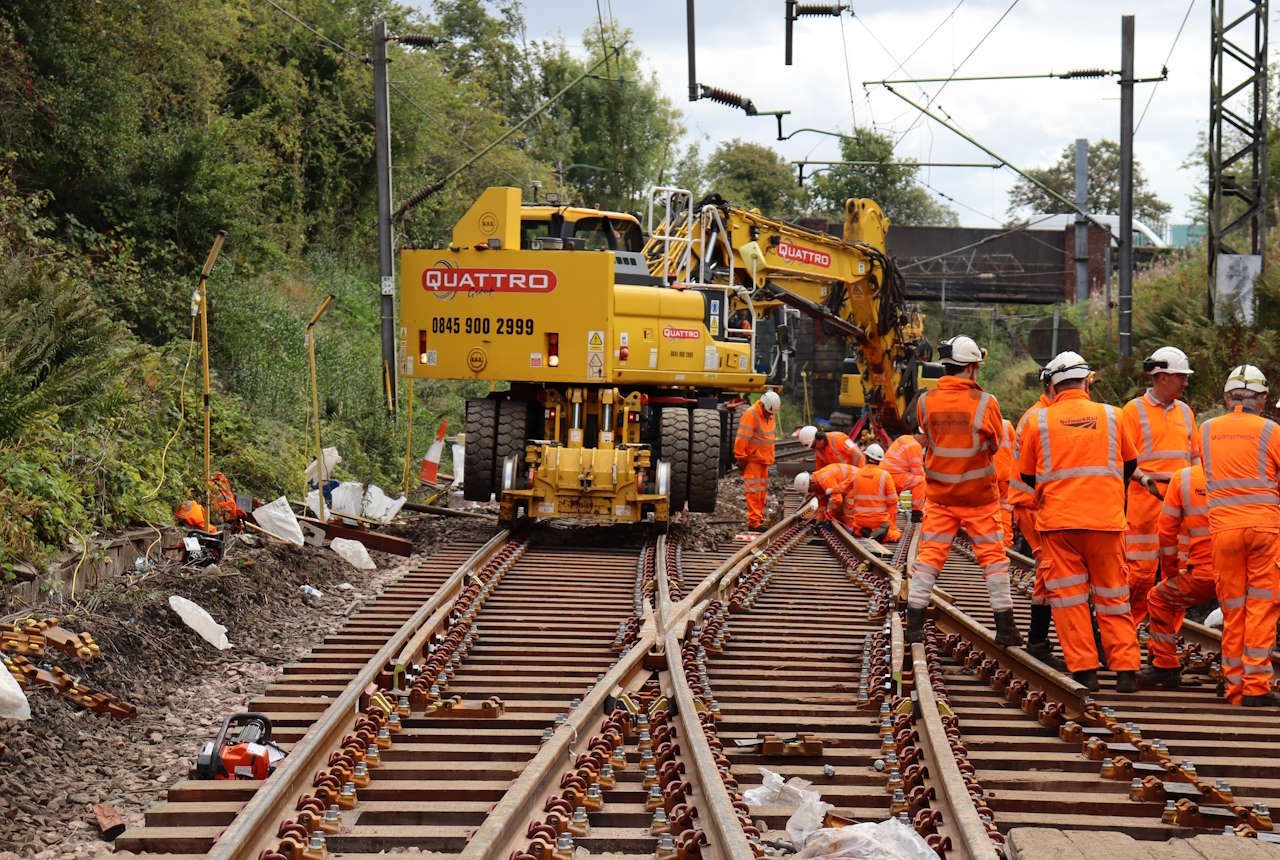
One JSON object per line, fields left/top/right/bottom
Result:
{"left": 688, "top": 408, "right": 721, "bottom": 513}
{"left": 659, "top": 407, "right": 691, "bottom": 512}
{"left": 464, "top": 398, "right": 497, "bottom": 502}
{"left": 720, "top": 403, "right": 747, "bottom": 474}
{"left": 494, "top": 399, "right": 528, "bottom": 491}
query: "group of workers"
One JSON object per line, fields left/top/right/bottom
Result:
{"left": 778, "top": 334, "right": 1280, "bottom": 707}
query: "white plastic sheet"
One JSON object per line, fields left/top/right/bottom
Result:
{"left": 363, "top": 484, "right": 405, "bottom": 523}
{"left": 252, "top": 496, "right": 305, "bottom": 546}
{"left": 329, "top": 482, "right": 366, "bottom": 520}
{"left": 168, "top": 595, "right": 232, "bottom": 650}
{"left": 0, "top": 662, "right": 31, "bottom": 720}
{"left": 451, "top": 443, "right": 465, "bottom": 486}
{"left": 742, "top": 767, "right": 836, "bottom": 846}
{"left": 305, "top": 446, "right": 341, "bottom": 484}
{"left": 331, "top": 537, "right": 375, "bottom": 570}
{"left": 795, "top": 819, "right": 935, "bottom": 859}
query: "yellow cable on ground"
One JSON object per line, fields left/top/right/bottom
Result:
{"left": 66, "top": 522, "right": 88, "bottom": 603}
{"left": 142, "top": 315, "right": 198, "bottom": 562}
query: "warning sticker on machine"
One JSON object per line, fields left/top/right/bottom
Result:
{"left": 704, "top": 345, "right": 718, "bottom": 370}
{"left": 587, "top": 330, "right": 605, "bottom": 379}
{"left": 426, "top": 349, "right": 438, "bottom": 366}
{"left": 529, "top": 352, "right": 543, "bottom": 368}
{"left": 649, "top": 348, "right": 658, "bottom": 368}
{"left": 615, "top": 504, "right": 632, "bottom": 517}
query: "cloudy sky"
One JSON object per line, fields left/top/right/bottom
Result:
{"left": 435, "top": 0, "right": 1219, "bottom": 230}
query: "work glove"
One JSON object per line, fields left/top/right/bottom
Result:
{"left": 736, "top": 458, "right": 748, "bottom": 472}
{"left": 1138, "top": 474, "right": 1162, "bottom": 498}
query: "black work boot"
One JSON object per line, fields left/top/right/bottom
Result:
{"left": 1025, "top": 640, "right": 1068, "bottom": 672}
{"left": 993, "top": 610, "right": 1024, "bottom": 647}
{"left": 905, "top": 607, "right": 926, "bottom": 643}
{"left": 1073, "top": 669, "right": 1100, "bottom": 691}
{"left": 910, "top": 509, "right": 923, "bottom": 524}
{"left": 1137, "top": 666, "right": 1182, "bottom": 688}
{"left": 1114, "top": 670, "right": 1137, "bottom": 693}
{"left": 1243, "top": 691, "right": 1280, "bottom": 708}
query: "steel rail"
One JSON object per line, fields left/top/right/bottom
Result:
{"left": 459, "top": 506, "right": 810, "bottom": 857}
{"left": 910, "top": 641, "right": 1001, "bottom": 860}
{"left": 207, "top": 529, "right": 512, "bottom": 859}
{"left": 661, "top": 551, "right": 756, "bottom": 858}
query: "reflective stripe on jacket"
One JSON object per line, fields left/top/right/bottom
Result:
{"left": 1008, "top": 394, "right": 1050, "bottom": 508}
{"left": 916, "top": 376, "right": 1004, "bottom": 507}
{"left": 734, "top": 402, "right": 776, "bottom": 465}
{"left": 1018, "top": 389, "right": 1135, "bottom": 532}
{"left": 813, "top": 463, "right": 858, "bottom": 516}
{"left": 1201, "top": 407, "right": 1280, "bottom": 532}
{"left": 850, "top": 464, "right": 899, "bottom": 524}
{"left": 1121, "top": 391, "right": 1199, "bottom": 482}
{"left": 883, "top": 436, "right": 924, "bottom": 491}
{"left": 816, "top": 431, "right": 864, "bottom": 469}
{"left": 1158, "top": 465, "right": 1212, "bottom": 574}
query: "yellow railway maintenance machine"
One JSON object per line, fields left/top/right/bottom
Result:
{"left": 400, "top": 187, "right": 769, "bottom": 528}
{"left": 644, "top": 188, "right": 937, "bottom": 437}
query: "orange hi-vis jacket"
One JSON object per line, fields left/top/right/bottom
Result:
{"left": 815, "top": 431, "right": 864, "bottom": 470}
{"left": 1201, "top": 407, "right": 1280, "bottom": 533}
{"left": 1017, "top": 389, "right": 1137, "bottom": 532}
{"left": 734, "top": 402, "right": 776, "bottom": 466}
{"left": 883, "top": 436, "right": 924, "bottom": 491}
{"left": 850, "top": 463, "right": 899, "bottom": 528}
{"left": 1008, "top": 394, "right": 1051, "bottom": 508}
{"left": 994, "top": 417, "right": 1016, "bottom": 500}
{"left": 916, "top": 376, "right": 1004, "bottom": 507}
{"left": 812, "top": 463, "right": 859, "bottom": 522}
{"left": 1157, "top": 465, "right": 1211, "bottom": 577}
{"left": 1121, "top": 390, "right": 1199, "bottom": 482}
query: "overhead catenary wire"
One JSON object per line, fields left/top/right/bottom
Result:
{"left": 261, "top": 0, "right": 366, "bottom": 63}
{"left": 836, "top": 11, "right": 858, "bottom": 129}
{"left": 896, "top": 0, "right": 1021, "bottom": 145}
{"left": 1135, "top": 0, "right": 1195, "bottom": 134}
{"left": 898, "top": 213, "right": 1063, "bottom": 271}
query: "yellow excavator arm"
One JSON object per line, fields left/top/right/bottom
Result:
{"left": 643, "top": 191, "right": 931, "bottom": 432}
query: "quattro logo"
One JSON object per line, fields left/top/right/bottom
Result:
{"left": 777, "top": 242, "right": 831, "bottom": 268}
{"left": 662, "top": 326, "right": 700, "bottom": 339}
{"left": 423, "top": 267, "right": 557, "bottom": 294}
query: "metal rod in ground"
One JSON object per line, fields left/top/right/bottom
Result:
{"left": 1074, "top": 138, "right": 1089, "bottom": 302}
{"left": 1118, "top": 14, "right": 1134, "bottom": 357}
{"left": 373, "top": 20, "right": 397, "bottom": 415}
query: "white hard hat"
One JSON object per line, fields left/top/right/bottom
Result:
{"left": 864, "top": 443, "right": 885, "bottom": 462}
{"left": 796, "top": 425, "right": 817, "bottom": 447}
{"left": 1224, "top": 364, "right": 1268, "bottom": 394}
{"left": 1144, "top": 346, "right": 1193, "bottom": 375}
{"left": 793, "top": 472, "right": 811, "bottom": 495}
{"left": 1046, "top": 350, "right": 1091, "bottom": 385}
{"left": 759, "top": 390, "right": 781, "bottom": 413}
{"left": 938, "top": 335, "right": 987, "bottom": 366}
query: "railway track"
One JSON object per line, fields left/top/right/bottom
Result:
{"left": 114, "top": 497, "right": 1280, "bottom": 859}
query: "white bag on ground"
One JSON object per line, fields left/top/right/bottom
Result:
{"left": 788, "top": 797, "right": 835, "bottom": 845}
{"left": 795, "top": 819, "right": 935, "bottom": 859}
{"left": 451, "top": 442, "right": 465, "bottom": 486}
{"left": 363, "top": 484, "right": 405, "bottom": 523}
{"left": 0, "top": 662, "right": 31, "bottom": 720}
{"left": 329, "top": 481, "right": 365, "bottom": 522}
{"left": 168, "top": 595, "right": 232, "bottom": 650}
{"left": 331, "top": 537, "right": 375, "bottom": 570}
{"left": 305, "top": 446, "right": 341, "bottom": 484}
{"left": 252, "top": 496, "right": 305, "bottom": 546}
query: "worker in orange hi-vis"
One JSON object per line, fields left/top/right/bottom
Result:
{"left": 793, "top": 464, "right": 858, "bottom": 529}
{"left": 1120, "top": 346, "right": 1200, "bottom": 624}
{"left": 849, "top": 443, "right": 902, "bottom": 542}
{"left": 1139, "top": 464, "right": 1215, "bottom": 688}
{"left": 1011, "top": 367, "right": 1056, "bottom": 665}
{"left": 735, "top": 390, "right": 780, "bottom": 531}
{"left": 1200, "top": 365, "right": 1280, "bottom": 707}
{"left": 1018, "top": 351, "right": 1141, "bottom": 693}
{"left": 905, "top": 335, "right": 1022, "bottom": 646}
{"left": 797, "top": 425, "right": 865, "bottom": 469}
{"left": 993, "top": 417, "right": 1017, "bottom": 547}
{"left": 883, "top": 432, "right": 927, "bottom": 523}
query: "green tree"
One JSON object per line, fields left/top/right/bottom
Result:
{"left": 807, "top": 129, "right": 957, "bottom": 226}
{"left": 529, "top": 25, "right": 684, "bottom": 212}
{"left": 700, "top": 139, "right": 804, "bottom": 218}
{"left": 1006, "top": 139, "right": 1171, "bottom": 228}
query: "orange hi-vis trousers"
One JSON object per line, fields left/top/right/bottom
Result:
{"left": 908, "top": 499, "right": 1011, "bottom": 611}
{"left": 1012, "top": 506, "right": 1047, "bottom": 606}
{"left": 742, "top": 462, "right": 769, "bottom": 529}
{"left": 1040, "top": 530, "right": 1141, "bottom": 673}
{"left": 1213, "top": 527, "right": 1280, "bottom": 704}
{"left": 1125, "top": 487, "right": 1163, "bottom": 623}
{"left": 1146, "top": 563, "right": 1217, "bottom": 670}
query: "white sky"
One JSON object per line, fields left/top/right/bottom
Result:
{"left": 419, "top": 1, "right": 1228, "bottom": 228}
